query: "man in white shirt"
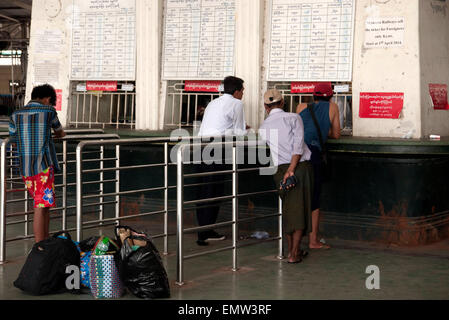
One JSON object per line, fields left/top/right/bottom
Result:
{"left": 198, "top": 77, "right": 247, "bottom": 137}
{"left": 196, "top": 76, "right": 247, "bottom": 246}
{"left": 259, "top": 89, "right": 314, "bottom": 263}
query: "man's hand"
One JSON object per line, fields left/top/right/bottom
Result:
{"left": 281, "top": 169, "right": 295, "bottom": 190}
{"left": 53, "top": 129, "right": 66, "bottom": 139}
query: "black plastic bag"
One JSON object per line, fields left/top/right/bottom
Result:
{"left": 115, "top": 226, "right": 170, "bottom": 299}
{"left": 79, "top": 236, "right": 100, "bottom": 252}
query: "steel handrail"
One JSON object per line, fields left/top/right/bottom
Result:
{"left": 0, "top": 132, "right": 120, "bottom": 263}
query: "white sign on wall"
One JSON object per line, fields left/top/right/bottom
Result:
{"left": 268, "top": 0, "right": 355, "bottom": 82}
{"left": 162, "top": 0, "right": 236, "bottom": 80}
{"left": 364, "top": 17, "right": 405, "bottom": 48}
{"left": 70, "top": 0, "right": 136, "bottom": 81}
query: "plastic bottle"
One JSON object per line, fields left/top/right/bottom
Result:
{"left": 251, "top": 231, "right": 270, "bottom": 240}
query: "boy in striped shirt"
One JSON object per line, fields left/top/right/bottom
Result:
{"left": 9, "top": 84, "right": 66, "bottom": 243}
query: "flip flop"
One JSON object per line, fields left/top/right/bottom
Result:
{"left": 299, "top": 250, "right": 309, "bottom": 258}
{"left": 287, "top": 250, "right": 308, "bottom": 263}
{"left": 310, "top": 244, "right": 330, "bottom": 250}
{"left": 287, "top": 258, "right": 302, "bottom": 264}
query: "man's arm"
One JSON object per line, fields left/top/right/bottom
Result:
{"left": 282, "top": 116, "right": 306, "bottom": 185}
{"left": 51, "top": 111, "right": 66, "bottom": 139}
{"left": 233, "top": 103, "right": 247, "bottom": 136}
{"left": 328, "top": 102, "right": 341, "bottom": 139}
{"left": 283, "top": 154, "right": 301, "bottom": 186}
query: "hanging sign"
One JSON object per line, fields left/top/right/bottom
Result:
{"left": 359, "top": 92, "right": 404, "bottom": 119}
{"left": 429, "top": 84, "right": 449, "bottom": 110}
{"left": 86, "top": 81, "right": 118, "bottom": 92}
{"left": 291, "top": 82, "right": 318, "bottom": 93}
{"left": 184, "top": 80, "right": 223, "bottom": 92}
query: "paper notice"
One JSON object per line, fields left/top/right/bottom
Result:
{"left": 34, "top": 29, "right": 64, "bottom": 55}
{"left": 34, "top": 60, "right": 59, "bottom": 85}
{"left": 364, "top": 17, "right": 405, "bottom": 48}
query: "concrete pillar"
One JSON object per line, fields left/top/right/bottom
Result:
{"left": 135, "top": 0, "right": 163, "bottom": 130}
{"left": 26, "top": 0, "right": 72, "bottom": 126}
{"left": 352, "top": 0, "right": 422, "bottom": 138}
{"left": 419, "top": 0, "right": 449, "bottom": 137}
{"left": 235, "top": 0, "right": 265, "bottom": 129}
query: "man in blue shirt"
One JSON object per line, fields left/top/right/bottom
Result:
{"left": 9, "top": 84, "right": 66, "bottom": 243}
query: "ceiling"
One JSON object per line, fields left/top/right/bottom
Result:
{"left": 0, "top": 0, "right": 32, "bottom": 24}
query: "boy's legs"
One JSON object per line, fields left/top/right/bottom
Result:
{"left": 34, "top": 207, "right": 50, "bottom": 243}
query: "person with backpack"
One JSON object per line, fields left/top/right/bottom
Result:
{"left": 9, "top": 84, "right": 66, "bottom": 243}
{"left": 296, "top": 82, "right": 341, "bottom": 250}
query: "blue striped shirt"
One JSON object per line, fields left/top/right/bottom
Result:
{"left": 9, "top": 101, "right": 62, "bottom": 177}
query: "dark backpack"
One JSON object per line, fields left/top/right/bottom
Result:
{"left": 13, "top": 231, "right": 80, "bottom": 296}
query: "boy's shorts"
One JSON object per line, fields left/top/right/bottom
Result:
{"left": 22, "top": 166, "right": 56, "bottom": 209}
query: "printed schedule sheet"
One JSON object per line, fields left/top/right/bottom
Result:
{"left": 162, "top": 0, "right": 236, "bottom": 80}
{"left": 268, "top": 0, "right": 355, "bottom": 82}
{"left": 70, "top": 0, "right": 136, "bottom": 81}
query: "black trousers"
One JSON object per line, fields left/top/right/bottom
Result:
{"left": 195, "top": 163, "right": 226, "bottom": 240}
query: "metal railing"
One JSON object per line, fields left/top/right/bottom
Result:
{"left": 68, "top": 82, "right": 136, "bottom": 129}
{"left": 271, "top": 82, "right": 353, "bottom": 135}
{"left": 75, "top": 136, "right": 283, "bottom": 286}
{"left": 175, "top": 140, "right": 282, "bottom": 285}
{"left": 2, "top": 133, "right": 285, "bottom": 284}
{"left": 0, "top": 130, "right": 120, "bottom": 263}
{"left": 165, "top": 81, "right": 221, "bottom": 129}
{"left": 164, "top": 81, "right": 352, "bottom": 135}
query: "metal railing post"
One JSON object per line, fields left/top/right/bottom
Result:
{"left": 176, "top": 146, "right": 184, "bottom": 286}
{"left": 163, "top": 142, "right": 169, "bottom": 255}
{"left": 115, "top": 145, "right": 120, "bottom": 225}
{"left": 62, "top": 140, "right": 67, "bottom": 230}
{"left": 76, "top": 144, "right": 84, "bottom": 242}
{"left": 0, "top": 139, "right": 8, "bottom": 263}
{"left": 232, "top": 145, "right": 239, "bottom": 271}
{"left": 99, "top": 145, "right": 104, "bottom": 225}
{"left": 277, "top": 196, "right": 284, "bottom": 259}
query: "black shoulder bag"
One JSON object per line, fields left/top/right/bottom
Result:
{"left": 307, "top": 103, "right": 332, "bottom": 182}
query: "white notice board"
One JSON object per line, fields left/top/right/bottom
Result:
{"left": 162, "top": 0, "right": 236, "bottom": 80}
{"left": 70, "top": 0, "right": 136, "bottom": 81}
{"left": 268, "top": 0, "right": 355, "bottom": 82}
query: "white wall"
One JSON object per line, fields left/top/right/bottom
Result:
{"left": 235, "top": 0, "right": 265, "bottom": 129}
{"left": 352, "top": 0, "right": 421, "bottom": 138}
{"left": 26, "top": 0, "right": 72, "bottom": 126}
{"left": 136, "top": 0, "right": 164, "bottom": 130}
{"left": 419, "top": 0, "right": 449, "bottom": 137}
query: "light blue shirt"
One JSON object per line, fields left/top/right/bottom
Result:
{"left": 259, "top": 108, "right": 311, "bottom": 166}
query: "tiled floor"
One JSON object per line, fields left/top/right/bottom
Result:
{"left": 1, "top": 220, "right": 448, "bottom": 300}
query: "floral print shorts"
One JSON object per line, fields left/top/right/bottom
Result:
{"left": 22, "top": 167, "right": 56, "bottom": 208}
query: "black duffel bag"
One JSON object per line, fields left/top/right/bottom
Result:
{"left": 13, "top": 231, "right": 80, "bottom": 296}
{"left": 115, "top": 226, "right": 170, "bottom": 299}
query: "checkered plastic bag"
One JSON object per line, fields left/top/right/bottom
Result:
{"left": 89, "top": 255, "right": 124, "bottom": 299}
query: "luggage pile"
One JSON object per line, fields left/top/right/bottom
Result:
{"left": 13, "top": 226, "right": 170, "bottom": 299}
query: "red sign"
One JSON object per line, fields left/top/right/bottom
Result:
{"left": 55, "top": 89, "right": 62, "bottom": 111}
{"left": 86, "top": 81, "right": 118, "bottom": 92}
{"left": 429, "top": 84, "right": 449, "bottom": 110}
{"left": 291, "top": 82, "right": 331, "bottom": 93}
{"left": 359, "top": 92, "right": 404, "bottom": 119}
{"left": 184, "top": 80, "right": 222, "bottom": 92}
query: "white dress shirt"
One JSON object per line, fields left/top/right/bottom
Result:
{"left": 259, "top": 108, "right": 311, "bottom": 166}
{"left": 198, "top": 94, "right": 247, "bottom": 137}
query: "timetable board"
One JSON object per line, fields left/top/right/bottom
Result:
{"left": 162, "top": 0, "right": 236, "bottom": 80}
{"left": 70, "top": 0, "right": 136, "bottom": 81}
{"left": 268, "top": 0, "right": 355, "bottom": 82}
